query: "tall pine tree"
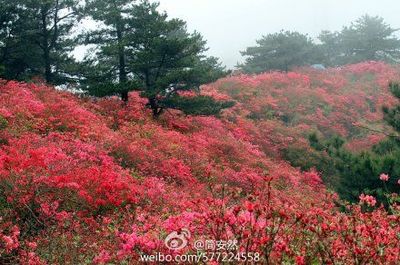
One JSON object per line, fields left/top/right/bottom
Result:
{"left": 341, "top": 15, "right": 400, "bottom": 63}
{"left": 24, "top": 0, "right": 81, "bottom": 84}
{"left": 318, "top": 15, "right": 400, "bottom": 65}
{"left": 0, "top": 0, "right": 81, "bottom": 84}
{"left": 82, "top": 0, "right": 232, "bottom": 117}
{"left": 240, "top": 31, "right": 321, "bottom": 73}
{"left": 0, "top": 1, "right": 41, "bottom": 80}
{"left": 81, "top": 0, "right": 136, "bottom": 101}
{"left": 125, "top": 1, "right": 230, "bottom": 117}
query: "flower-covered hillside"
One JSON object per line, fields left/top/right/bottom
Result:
{"left": 0, "top": 69, "right": 399, "bottom": 264}
{"left": 211, "top": 61, "right": 400, "bottom": 152}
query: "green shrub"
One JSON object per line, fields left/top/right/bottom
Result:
{"left": 0, "top": 115, "right": 8, "bottom": 130}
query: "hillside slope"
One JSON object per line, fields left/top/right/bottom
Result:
{"left": 211, "top": 61, "right": 400, "bottom": 152}
{"left": 0, "top": 62, "right": 399, "bottom": 264}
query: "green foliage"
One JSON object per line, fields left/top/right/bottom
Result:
{"left": 247, "top": 107, "right": 276, "bottom": 121}
{"left": 0, "top": 1, "right": 41, "bottom": 81}
{"left": 341, "top": 15, "right": 400, "bottom": 63}
{"left": 383, "top": 83, "right": 400, "bottom": 131}
{"left": 0, "top": 0, "right": 81, "bottom": 84}
{"left": 0, "top": 115, "right": 8, "bottom": 145}
{"left": 126, "top": 1, "right": 229, "bottom": 117}
{"left": 83, "top": 81, "right": 138, "bottom": 98}
{"left": 82, "top": 0, "right": 230, "bottom": 117}
{"left": 388, "top": 82, "right": 400, "bottom": 99}
{"left": 318, "top": 31, "right": 342, "bottom": 66}
{"left": 240, "top": 31, "right": 321, "bottom": 73}
{"left": 305, "top": 133, "right": 349, "bottom": 188}
{"left": 240, "top": 15, "right": 400, "bottom": 71}
{"left": 282, "top": 145, "right": 340, "bottom": 188}
{"left": 0, "top": 115, "right": 8, "bottom": 130}
{"left": 79, "top": 0, "right": 136, "bottom": 100}
{"left": 319, "top": 15, "right": 400, "bottom": 66}
{"left": 307, "top": 134, "right": 383, "bottom": 203}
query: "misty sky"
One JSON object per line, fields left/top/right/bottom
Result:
{"left": 154, "top": 0, "right": 400, "bottom": 68}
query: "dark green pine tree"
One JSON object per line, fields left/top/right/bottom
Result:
{"left": 0, "top": 1, "right": 42, "bottom": 80}
{"left": 80, "top": 0, "right": 137, "bottom": 101}
{"left": 126, "top": 1, "right": 231, "bottom": 117}
{"left": 82, "top": 0, "right": 233, "bottom": 117}
{"left": 22, "top": 0, "right": 82, "bottom": 84}
{"left": 240, "top": 31, "right": 321, "bottom": 73}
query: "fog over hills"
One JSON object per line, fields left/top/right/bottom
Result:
{"left": 155, "top": 0, "right": 400, "bottom": 68}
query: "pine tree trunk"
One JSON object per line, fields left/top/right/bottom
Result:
{"left": 116, "top": 21, "right": 126, "bottom": 83}
{"left": 41, "top": 9, "right": 52, "bottom": 83}
{"left": 44, "top": 49, "right": 52, "bottom": 83}
{"left": 116, "top": 20, "right": 128, "bottom": 102}
{"left": 149, "top": 97, "right": 162, "bottom": 118}
{"left": 121, "top": 91, "right": 129, "bottom": 102}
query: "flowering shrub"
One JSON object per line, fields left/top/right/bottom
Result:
{"left": 0, "top": 64, "right": 399, "bottom": 264}
{"left": 359, "top": 194, "right": 377, "bottom": 207}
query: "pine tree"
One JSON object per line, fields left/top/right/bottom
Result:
{"left": 0, "top": 1, "right": 41, "bottom": 80}
{"left": 80, "top": 0, "right": 136, "bottom": 101}
{"left": 319, "top": 15, "right": 400, "bottom": 65}
{"left": 0, "top": 0, "right": 81, "bottom": 84}
{"left": 24, "top": 0, "right": 81, "bottom": 84}
{"left": 82, "top": 0, "right": 233, "bottom": 117}
{"left": 240, "top": 31, "right": 320, "bottom": 73}
{"left": 126, "top": 1, "right": 231, "bottom": 116}
{"left": 341, "top": 15, "right": 400, "bottom": 63}
{"left": 318, "top": 30, "right": 343, "bottom": 67}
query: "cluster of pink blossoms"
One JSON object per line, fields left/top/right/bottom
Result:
{"left": 359, "top": 194, "right": 377, "bottom": 207}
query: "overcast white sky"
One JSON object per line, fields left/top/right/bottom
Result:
{"left": 153, "top": 0, "right": 400, "bottom": 68}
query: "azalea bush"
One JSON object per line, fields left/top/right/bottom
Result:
{"left": 0, "top": 64, "right": 399, "bottom": 264}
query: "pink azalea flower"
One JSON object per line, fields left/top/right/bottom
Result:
{"left": 379, "top": 173, "right": 389, "bottom": 181}
{"left": 359, "top": 194, "right": 377, "bottom": 207}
